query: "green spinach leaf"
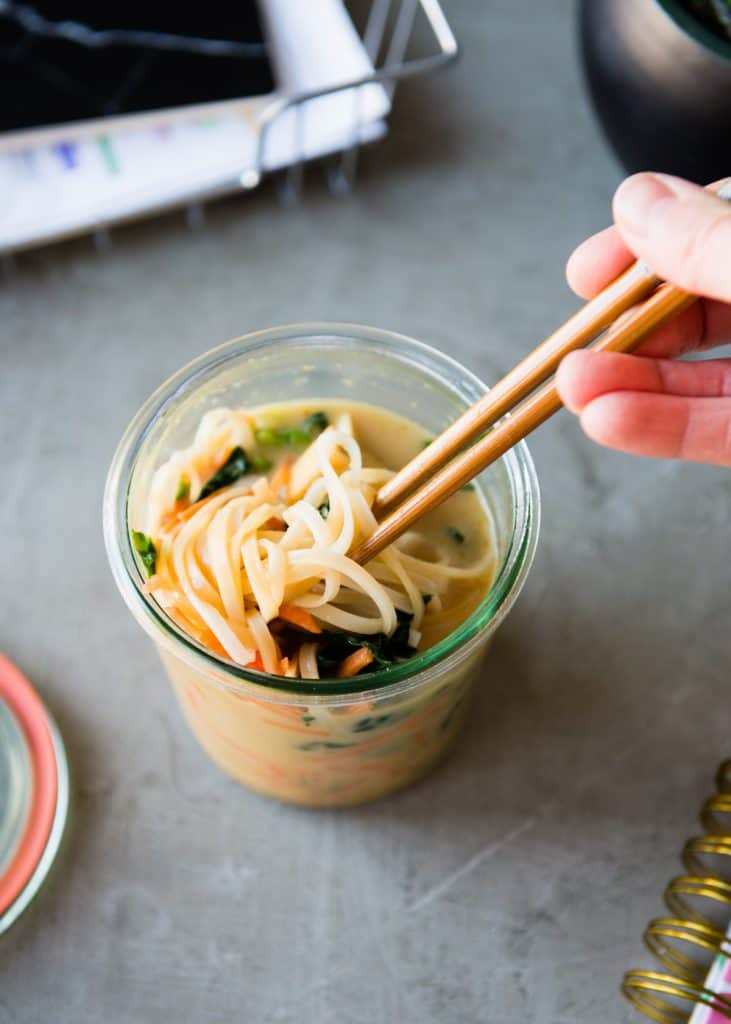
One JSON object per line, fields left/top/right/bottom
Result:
{"left": 254, "top": 412, "right": 329, "bottom": 448}
{"left": 251, "top": 453, "right": 273, "bottom": 473}
{"left": 302, "top": 411, "right": 328, "bottom": 435}
{"left": 175, "top": 478, "right": 190, "bottom": 502}
{"left": 315, "top": 610, "right": 416, "bottom": 677}
{"left": 131, "top": 531, "right": 157, "bottom": 577}
{"left": 198, "top": 446, "right": 250, "bottom": 500}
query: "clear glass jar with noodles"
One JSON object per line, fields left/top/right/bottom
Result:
{"left": 104, "top": 324, "right": 540, "bottom": 807}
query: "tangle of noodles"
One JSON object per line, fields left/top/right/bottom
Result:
{"left": 136, "top": 407, "right": 496, "bottom": 679}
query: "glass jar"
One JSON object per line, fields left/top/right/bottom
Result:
{"left": 103, "top": 324, "right": 540, "bottom": 807}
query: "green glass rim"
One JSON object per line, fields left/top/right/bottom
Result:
{"left": 657, "top": 0, "right": 731, "bottom": 60}
{"left": 103, "top": 323, "right": 540, "bottom": 699}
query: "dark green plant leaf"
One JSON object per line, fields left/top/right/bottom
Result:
{"left": 251, "top": 453, "right": 273, "bottom": 473}
{"left": 352, "top": 714, "right": 397, "bottom": 733}
{"left": 254, "top": 427, "right": 279, "bottom": 446}
{"left": 198, "top": 446, "right": 250, "bottom": 500}
{"left": 298, "top": 740, "right": 353, "bottom": 751}
{"left": 254, "top": 412, "right": 329, "bottom": 448}
{"left": 302, "top": 411, "right": 329, "bottom": 435}
{"left": 131, "top": 531, "right": 157, "bottom": 577}
{"left": 315, "top": 610, "right": 416, "bottom": 677}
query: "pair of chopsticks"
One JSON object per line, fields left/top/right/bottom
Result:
{"left": 352, "top": 180, "right": 731, "bottom": 565}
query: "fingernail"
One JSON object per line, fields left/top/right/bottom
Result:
{"left": 613, "top": 173, "right": 675, "bottom": 233}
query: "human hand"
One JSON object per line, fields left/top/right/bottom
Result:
{"left": 556, "top": 173, "right": 731, "bottom": 465}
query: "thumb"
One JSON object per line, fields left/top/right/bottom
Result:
{"left": 612, "top": 173, "right": 731, "bottom": 303}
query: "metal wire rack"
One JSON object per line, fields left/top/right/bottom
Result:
{"left": 0, "top": 0, "right": 457, "bottom": 256}
{"left": 257, "top": 0, "right": 458, "bottom": 204}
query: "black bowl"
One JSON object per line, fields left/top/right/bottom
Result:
{"left": 580, "top": 0, "right": 731, "bottom": 183}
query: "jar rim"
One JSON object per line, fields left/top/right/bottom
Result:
{"left": 103, "top": 323, "right": 540, "bottom": 701}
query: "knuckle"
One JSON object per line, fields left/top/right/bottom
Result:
{"left": 678, "top": 210, "right": 731, "bottom": 295}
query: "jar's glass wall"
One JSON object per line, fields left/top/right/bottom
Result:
{"left": 105, "top": 325, "right": 539, "bottom": 805}
{"left": 159, "top": 638, "right": 487, "bottom": 806}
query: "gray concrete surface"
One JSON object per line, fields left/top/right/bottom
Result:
{"left": 2, "top": 3, "right": 730, "bottom": 1022}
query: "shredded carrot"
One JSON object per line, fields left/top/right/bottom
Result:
{"left": 340, "top": 700, "right": 376, "bottom": 718}
{"left": 269, "top": 458, "right": 293, "bottom": 497}
{"left": 165, "top": 604, "right": 198, "bottom": 634}
{"left": 164, "top": 604, "right": 232, "bottom": 659}
{"left": 204, "top": 452, "right": 228, "bottom": 474}
{"left": 254, "top": 703, "right": 304, "bottom": 722}
{"left": 141, "top": 573, "right": 168, "bottom": 595}
{"left": 278, "top": 605, "right": 322, "bottom": 634}
{"left": 247, "top": 653, "right": 265, "bottom": 672}
{"left": 197, "top": 629, "right": 229, "bottom": 659}
{"left": 191, "top": 627, "right": 229, "bottom": 658}
{"left": 159, "top": 489, "right": 228, "bottom": 532}
{"left": 165, "top": 597, "right": 208, "bottom": 633}
{"left": 337, "top": 647, "right": 375, "bottom": 678}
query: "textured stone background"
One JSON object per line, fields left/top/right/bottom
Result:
{"left": 2, "top": 3, "right": 730, "bottom": 1021}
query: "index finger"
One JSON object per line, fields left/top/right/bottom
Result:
{"left": 565, "top": 225, "right": 731, "bottom": 357}
{"left": 567, "top": 177, "right": 731, "bottom": 299}
{"left": 566, "top": 225, "right": 633, "bottom": 300}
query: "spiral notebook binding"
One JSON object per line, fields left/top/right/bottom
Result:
{"left": 664, "top": 876, "right": 731, "bottom": 928}
{"left": 701, "top": 796, "right": 731, "bottom": 836}
{"left": 643, "top": 919, "right": 727, "bottom": 983}
{"left": 684, "top": 838, "right": 731, "bottom": 881}
{"left": 622, "top": 972, "right": 731, "bottom": 1024}
{"left": 715, "top": 761, "right": 731, "bottom": 794}
{"left": 623, "top": 762, "right": 731, "bottom": 1022}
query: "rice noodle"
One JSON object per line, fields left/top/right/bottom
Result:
{"left": 135, "top": 407, "right": 494, "bottom": 676}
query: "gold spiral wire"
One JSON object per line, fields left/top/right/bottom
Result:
{"left": 701, "top": 795, "right": 731, "bottom": 836}
{"left": 683, "top": 836, "right": 731, "bottom": 880}
{"left": 623, "top": 762, "right": 731, "bottom": 1021}
{"left": 643, "top": 918, "right": 726, "bottom": 982}
{"left": 622, "top": 972, "right": 731, "bottom": 1024}
{"left": 664, "top": 875, "right": 731, "bottom": 927}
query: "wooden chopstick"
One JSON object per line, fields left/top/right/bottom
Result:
{"left": 352, "top": 280, "right": 695, "bottom": 565}
{"left": 371, "top": 259, "right": 661, "bottom": 520}
{"left": 372, "top": 178, "right": 731, "bottom": 522}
